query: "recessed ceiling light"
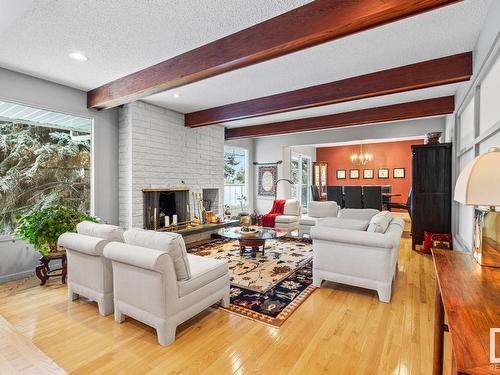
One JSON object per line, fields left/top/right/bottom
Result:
{"left": 69, "top": 52, "right": 88, "bottom": 61}
{"left": 173, "top": 93, "right": 181, "bottom": 98}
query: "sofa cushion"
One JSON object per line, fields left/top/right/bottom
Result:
{"left": 123, "top": 229, "right": 191, "bottom": 281}
{"left": 367, "top": 211, "right": 393, "bottom": 233}
{"left": 317, "top": 217, "right": 369, "bottom": 231}
{"left": 275, "top": 215, "right": 299, "bottom": 224}
{"left": 308, "top": 201, "right": 339, "bottom": 218}
{"left": 178, "top": 254, "right": 228, "bottom": 297}
{"left": 338, "top": 208, "right": 380, "bottom": 221}
{"left": 77, "top": 221, "right": 124, "bottom": 242}
{"left": 283, "top": 199, "right": 300, "bottom": 216}
{"left": 299, "top": 216, "right": 318, "bottom": 226}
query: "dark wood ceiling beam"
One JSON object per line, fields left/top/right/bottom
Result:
{"left": 188, "top": 52, "right": 471, "bottom": 127}
{"left": 225, "top": 96, "right": 454, "bottom": 139}
{"left": 87, "top": 0, "right": 462, "bottom": 109}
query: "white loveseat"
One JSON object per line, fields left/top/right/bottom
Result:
{"left": 274, "top": 199, "right": 301, "bottom": 234}
{"left": 103, "top": 229, "right": 230, "bottom": 346}
{"left": 311, "top": 211, "right": 404, "bottom": 303}
{"left": 58, "top": 221, "right": 125, "bottom": 316}
{"left": 298, "top": 201, "right": 339, "bottom": 237}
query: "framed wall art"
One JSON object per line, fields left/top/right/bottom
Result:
{"left": 393, "top": 168, "right": 406, "bottom": 179}
{"left": 336, "top": 169, "right": 346, "bottom": 179}
{"left": 349, "top": 169, "right": 360, "bottom": 179}
{"left": 363, "top": 169, "right": 374, "bottom": 179}
{"left": 378, "top": 168, "right": 389, "bottom": 179}
{"left": 257, "top": 165, "right": 277, "bottom": 197}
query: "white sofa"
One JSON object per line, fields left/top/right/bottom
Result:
{"left": 311, "top": 211, "right": 404, "bottom": 303}
{"left": 299, "top": 201, "right": 339, "bottom": 237}
{"left": 103, "top": 229, "right": 230, "bottom": 346}
{"left": 274, "top": 199, "right": 301, "bottom": 234}
{"left": 58, "top": 221, "right": 125, "bottom": 316}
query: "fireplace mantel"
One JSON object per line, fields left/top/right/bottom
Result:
{"left": 142, "top": 188, "right": 189, "bottom": 193}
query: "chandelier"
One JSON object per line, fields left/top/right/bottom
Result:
{"left": 350, "top": 144, "right": 373, "bottom": 165}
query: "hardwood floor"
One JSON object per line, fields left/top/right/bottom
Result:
{"left": 0, "top": 315, "right": 65, "bottom": 374}
{"left": 0, "top": 233, "right": 451, "bottom": 374}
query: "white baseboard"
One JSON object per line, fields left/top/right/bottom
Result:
{"left": 0, "top": 269, "right": 35, "bottom": 284}
{"left": 452, "top": 234, "right": 470, "bottom": 253}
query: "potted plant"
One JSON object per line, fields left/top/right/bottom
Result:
{"left": 15, "top": 206, "right": 98, "bottom": 256}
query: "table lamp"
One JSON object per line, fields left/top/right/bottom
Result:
{"left": 454, "top": 147, "right": 500, "bottom": 267}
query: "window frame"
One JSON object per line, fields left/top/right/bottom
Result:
{"left": 223, "top": 145, "right": 248, "bottom": 210}
{"left": 290, "top": 152, "right": 312, "bottom": 212}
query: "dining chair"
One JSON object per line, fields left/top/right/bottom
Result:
{"left": 381, "top": 185, "right": 392, "bottom": 207}
{"left": 311, "top": 185, "right": 321, "bottom": 201}
{"left": 343, "top": 186, "right": 363, "bottom": 209}
{"left": 326, "top": 186, "right": 344, "bottom": 207}
{"left": 386, "top": 188, "right": 412, "bottom": 218}
{"left": 363, "top": 186, "right": 383, "bottom": 210}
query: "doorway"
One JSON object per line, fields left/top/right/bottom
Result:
{"left": 290, "top": 153, "right": 311, "bottom": 212}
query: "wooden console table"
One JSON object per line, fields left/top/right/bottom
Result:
{"left": 432, "top": 249, "right": 500, "bottom": 375}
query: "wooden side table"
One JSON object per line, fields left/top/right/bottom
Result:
{"left": 432, "top": 249, "right": 500, "bottom": 374}
{"left": 239, "top": 238, "right": 266, "bottom": 258}
{"left": 35, "top": 251, "right": 67, "bottom": 286}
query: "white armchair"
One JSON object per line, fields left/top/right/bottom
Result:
{"left": 58, "top": 221, "right": 124, "bottom": 316}
{"left": 103, "top": 229, "right": 230, "bottom": 346}
{"left": 275, "top": 199, "right": 301, "bottom": 234}
{"left": 299, "top": 201, "right": 339, "bottom": 237}
{"left": 311, "top": 212, "right": 404, "bottom": 303}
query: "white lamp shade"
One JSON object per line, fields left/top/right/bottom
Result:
{"left": 454, "top": 147, "right": 500, "bottom": 206}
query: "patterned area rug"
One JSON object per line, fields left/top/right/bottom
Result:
{"left": 192, "top": 238, "right": 315, "bottom": 327}
{"left": 193, "top": 237, "right": 312, "bottom": 292}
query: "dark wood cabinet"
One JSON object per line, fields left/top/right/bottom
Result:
{"left": 410, "top": 143, "right": 452, "bottom": 250}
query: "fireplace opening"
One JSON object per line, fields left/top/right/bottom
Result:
{"left": 143, "top": 188, "right": 189, "bottom": 230}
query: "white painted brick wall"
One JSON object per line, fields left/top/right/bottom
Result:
{"left": 118, "top": 101, "right": 224, "bottom": 228}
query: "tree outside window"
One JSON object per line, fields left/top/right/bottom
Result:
{"left": 0, "top": 101, "right": 92, "bottom": 235}
{"left": 224, "top": 146, "right": 247, "bottom": 207}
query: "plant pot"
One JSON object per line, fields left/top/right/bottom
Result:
{"left": 48, "top": 242, "right": 58, "bottom": 254}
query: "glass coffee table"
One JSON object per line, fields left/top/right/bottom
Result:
{"left": 218, "top": 227, "right": 287, "bottom": 258}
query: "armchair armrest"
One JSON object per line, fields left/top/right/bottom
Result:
{"left": 58, "top": 232, "right": 108, "bottom": 256}
{"left": 103, "top": 242, "right": 172, "bottom": 273}
{"left": 310, "top": 226, "right": 394, "bottom": 249}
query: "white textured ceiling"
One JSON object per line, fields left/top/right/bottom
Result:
{"left": 0, "top": 0, "right": 309, "bottom": 90}
{"left": 145, "top": 0, "right": 490, "bottom": 122}
{"left": 0, "top": 0, "right": 492, "bottom": 132}
{"left": 220, "top": 83, "right": 462, "bottom": 129}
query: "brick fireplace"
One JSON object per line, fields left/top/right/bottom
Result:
{"left": 118, "top": 101, "right": 224, "bottom": 229}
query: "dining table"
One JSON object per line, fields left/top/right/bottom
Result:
{"left": 382, "top": 192, "right": 401, "bottom": 198}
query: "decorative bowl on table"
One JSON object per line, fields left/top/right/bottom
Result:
{"left": 237, "top": 226, "right": 259, "bottom": 237}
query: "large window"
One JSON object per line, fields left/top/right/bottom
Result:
{"left": 224, "top": 146, "right": 247, "bottom": 209}
{"left": 0, "top": 101, "right": 92, "bottom": 235}
{"left": 290, "top": 153, "right": 311, "bottom": 211}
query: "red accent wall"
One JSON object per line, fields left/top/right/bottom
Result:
{"left": 316, "top": 139, "right": 424, "bottom": 204}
